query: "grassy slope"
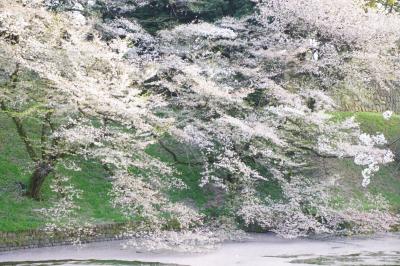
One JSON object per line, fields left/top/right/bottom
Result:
{"left": 331, "top": 112, "right": 400, "bottom": 212}
{"left": 0, "top": 115, "right": 211, "bottom": 232}
{"left": 145, "top": 143, "right": 210, "bottom": 208}
{"left": 0, "top": 111, "right": 399, "bottom": 232}
{"left": 0, "top": 114, "right": 126, "bottom": 232}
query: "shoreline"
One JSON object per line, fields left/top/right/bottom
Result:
{"left": 1, "top": 225, "right": 398, "bottom": 253}
{"left": 0, "top": 222, "right": 132, "bottom": 252}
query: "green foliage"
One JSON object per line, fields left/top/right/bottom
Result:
{"left": 256, "top": 180, "right": 283, "bottom": 201}
{"left": 365, "top": 0, "right": 399, "bottom": 13}
{"left": 244, "top": 89, "right": 271, "bottom": 108}
{"left": 110, "top": 0, "right": 256, "bottom": 34}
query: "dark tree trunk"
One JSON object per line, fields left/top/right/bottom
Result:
{"left": 27, "top": 161, "right": 53, "bottom": 200}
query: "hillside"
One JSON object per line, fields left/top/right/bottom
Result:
{"left": 0, "top": 0, "right": 400, "bottom": 241}
{"left": 1, "top": 112, "right": 399, "bottom": 233}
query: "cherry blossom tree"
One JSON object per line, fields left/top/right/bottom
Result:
{"left": 1, "top": 0, "right": 399, "bottom": 240}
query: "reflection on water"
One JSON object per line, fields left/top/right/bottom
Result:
{"left": 0, "top": 259, "right": 183, "bottom": 266}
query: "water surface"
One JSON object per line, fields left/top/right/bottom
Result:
{"left": 1, "top": 233, "right": 399, "bottom": 266}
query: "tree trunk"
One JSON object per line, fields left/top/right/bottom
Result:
{"left": 27, "top": 161, "right": 53, "bottom": 200}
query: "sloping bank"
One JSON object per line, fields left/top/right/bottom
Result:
{"left": 0, "top": 222, "right": 135, "bottom": 252}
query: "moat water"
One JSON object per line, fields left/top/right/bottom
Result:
{"left": 1, "top": 233, "right": 399, "bottom": 265}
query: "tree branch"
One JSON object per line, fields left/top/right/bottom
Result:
{"left": 1, "top": 102, "right": 39, "bottom": 162}
{"left": 40, "top": 111, "right": 54, "bottom": 159}
{"left": 293, "top": 143, "right": 352, "bottom": 159}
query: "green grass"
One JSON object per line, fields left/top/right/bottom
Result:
{"left": 369, "top": 163, "right": 400, "bottom": 212}
{"left": 332, "top": 111, "right": 400, "bottom": 149}
{"left": 64, "top": 160, "right": 128, "bottom": 223}
{"left": 1, "top": 111, "right": 399, "bottom": 233}
{"left": 145, "top": 140, "right": 210, "bottom": 208}
{"left": 0, "top": 114, "right": 127, "bottom": 232}
{"left": 0, "top": 108, "right": 214, "bottom": 232}
{"left": 0, "top": 114, "right": 212, "bottom": 232}
{"left": 329, "top": 111, "right": 400, "bottom": 212}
